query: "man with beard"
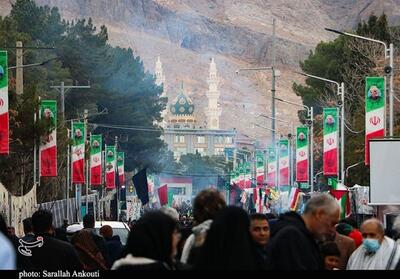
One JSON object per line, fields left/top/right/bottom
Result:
{"left": 267, "top": 194, "right": 340, "bottom": 270}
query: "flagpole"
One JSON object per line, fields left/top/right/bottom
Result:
{"left": 115, "top": 136, "right": 119, "bottom": 221}
{"left": 66, "top": 128, "right": 70, "bottom": 223}
{"left": 86, "top": 159, "right": 89, "bottom": 215}
{"left": 33, "top": 112, "right": 37, "bottom": 188}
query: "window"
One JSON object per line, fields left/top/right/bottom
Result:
{"left": 215, "top": 148, "right": 224, "bottom": 155}
{"left": 175, "top": 135, "right": 185, "bottom": 143}
{"left": 225, "top": 137, "right": 232, "bottom": 144}
{"left": 214, "top": 136, "right": 223, "bottom": 144}
{"left": 197, "top": 136, "right": 205, "bottom": 144}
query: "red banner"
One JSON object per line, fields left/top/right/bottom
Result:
{"left": 73, "top": 159, "right": 85, "bottom": 183}
{"left": 40, "top": 145, "right": 57, "bottom": 177}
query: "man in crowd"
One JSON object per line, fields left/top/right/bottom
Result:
{"left": 27, "top": 210, "right": 82, "bottom": 270}
{"left": 347, "top": 218, "right": 400, "bottom": 270}
{"left": 249, "top": 213, "right": 270, "bottom": 269}
{"left": 267, "top": 193, "right": 340, "bottom": 270}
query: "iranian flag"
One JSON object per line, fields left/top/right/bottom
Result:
{"left": 244, "top": 162, "right": 252, "bottom": 188}
{"left": 279, "top": 139, "right": 289, "bottom": 186}
{"left": 267, "top": 147, "right": 276, "bottom": 186}
{"left": 296, "top": 126, "right": 309, "bottom": 182}
{"left": 72, "top": 122, "right": 85, "bottom": 183}
{"left": 365, "top": 77, "right": 385, "bottom": 165}
{"left": 288, "top": 187, "right": 300, "bottom": 211}
{"left": 39, "top": 100, "right": 57, "bottom": 177}
{"left": 330, "top": 189, "right": 351, "bottom": 219}
{"left": 256, "top": 151, "right": 265, "bottom": 186}
{"left": 105, "top": 145, "right": 116, "bottom": 189}
{"left": 90, "top": 134, "right": 102, "bottom": 186}
{"left": 323, "top": 108, "right": 339, "bottom": 176}
{"left": 117, "top": 152, "right": 125, "bottom": 186}
{"left": 0, "top": 51, "right": 8, "bottom": 154}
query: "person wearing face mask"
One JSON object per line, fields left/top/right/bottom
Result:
{"left": 266, "top": 193, "right": 340, "bottom": 270}
{"left": 347, "top": 218, "right": 400, "bottom": 270}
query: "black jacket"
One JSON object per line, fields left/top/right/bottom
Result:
{"left": 266, "top": 212, "right": 324, "bottom": 270}
{"left": 104, "top": 236, "right": 123, "bottom": 265}
{"left": 27, "top": 233, "right": 82, "bottom": 271}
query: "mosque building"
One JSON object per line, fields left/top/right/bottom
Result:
{"left": 154, "top": 56, "right": 236, "bottom": 160}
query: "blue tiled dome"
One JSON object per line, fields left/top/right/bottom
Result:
{"left": 169, "top": 84, "right": 194, "bottom": 116}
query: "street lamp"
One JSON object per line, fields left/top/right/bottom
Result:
{"left": 274, "top": 97, "right": 314, "bottom": 192}
{"left": 236, "top": 66, "right": 281, "bottom": 145}
{"left": 325, "top": 28, "right": 395, "bottom": 136}
{"left": 8, "top": 57, "right": 58, "bottom": 70}
{"left": 296, "top": 71, "right": 345, "bottom": 185}
{"left": 345, "top": 161, "right": 363, "bottom": 184}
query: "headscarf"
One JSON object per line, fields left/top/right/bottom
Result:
{"left": 124, "top": 211, "right": 178, "bottom": 268}
{"left": 195, "top": 206, "right": 256, "bottom": 270}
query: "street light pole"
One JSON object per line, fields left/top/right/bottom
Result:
{"left": 325, "top": 28, "right": 394, "bottom": 136}
{"left": 295, "top": 72, "right": 345, "bottom": 184}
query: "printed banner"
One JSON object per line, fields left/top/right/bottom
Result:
{"left": 72, "top": 122, "right": 85, "bottom": 183}
{"left": 117, "top": 152, "right": 125, "bottom": 186}
{"left": 267, "top": 147, "right": 276, "bottom": 186}
{"left": 279, "top": 139, "right": 289, "bottom": 186}
{"left": 365, "top": 77, "right": 385, "bottom": 165}
{"left": 39, "top": 100, "right": 57, "bottom": 177}
{"left": 0, "top": 51, "right": 8, "bottom": 154}
{"left": 296, "top": 127, "right": 309, "bottom": 182}
{"left": 105, "top": 145, "right": 116, "bottom": 189}
{"left": 90, "top": 135, "right": 102, "bottom": 186}
{"left": 323, "top": 107, "right": 339, "bottom": 176}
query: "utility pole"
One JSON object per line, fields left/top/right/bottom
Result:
{"left": 84, "top": 109, "right": 89, "bottom": 216}
{"left": 66, "top": 128, "right": 70, "bottom": 223}
{"left": 115, "top": 136, "right": 119, "bottom": 221}
{"left": 16, "top": 41, "right": 23, "bottom": 95}
{"left": 271, "top": 18, "right": 276, "bottom": 146}
{"left": 50, "top": 82, "right": 91, "bottom": 119}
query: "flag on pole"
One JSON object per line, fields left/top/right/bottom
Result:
{"left": 132, "top": 169, "right": 149, "bottom": 205}
{"left": 267, "top": 147, "right": 276, "bottom": 186}
{"left": 288, "top": 187, "right": 300, "bottom": 211}
{"left": 279, "top": 139, "right": 289, "bottom": 186}
{"left": 105, "top": 145, "right": 116, "bottom": 189}
{"left": 72, "top": 122, "right": 85, "bottom": 183}
{"left": 90, "top": 135, "right": 102, "bottom": 186}
{"left": 365, "top": 77, "right": 385, "bottom": 165}
{"left": 39, "top": 100, "right": 57, "bottom": 177}
{"left": 323, "top": 107, "right": 339, "bottom": 176}
{"left": 296, "top": 127, "right": 309, "bottom": 182}
{"left": 158, "top": 184, "right": 168, "bottom": 206}
{"left": 0, "top": 51, "right": 9, "bottom": 155}
{"left": 330, "top": 189, "right": 351, "bottom": 219}
{"left": 256, "top": 151, "right": 264, "bottom": 186}
{"left": 117, "top": 152, "right": 125, "bottom": 186}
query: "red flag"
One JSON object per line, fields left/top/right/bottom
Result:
{"left": 158, "top": 184, "right": 168, "bottom": 206}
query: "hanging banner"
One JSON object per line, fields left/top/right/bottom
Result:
{"left": 39, "top": 100, "right": 57, "bottom": 177}
{"left": 72, "top": 122, "right": 85, "bottom": 183}
{"left": 296, "top": 127, "right": 309, "bottom": 182}
{"left": 279, "top": 139, "right": 289, "bottom": 186}
{"left": 256, "top": 151, "right": 265, "bottom": 186}
{"left": 323, "top": 107, "right": 339, "bottom": 176}
{"left": 0, "top": 51, "right": 9, "bottom": 154}
{"left": 90, "top": 134, "right": 102, "bottom": 186}
{"left": 105, "top": 145, "right": 116, "bottom": 189}
{"left": 117, "top": 152, "right": 125, "bottom": 187}
{"left": 267, "top": 147, "right": 276, "bottom": 186}
{"left": 365, "top": 77, "right": 385, "bottom": 165}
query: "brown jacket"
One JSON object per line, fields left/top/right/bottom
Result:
{"left": 335, "top": 232, "right": 356, "bottom": 270}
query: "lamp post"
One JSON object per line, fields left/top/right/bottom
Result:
{"left": 274, "top": 97, "right": 314, "bottom": 192}
{"left": 296, "top": 71, "right": 345, "bottom": 185}
{"left": 325, "top": 28, "right": 394, "bottom": 136}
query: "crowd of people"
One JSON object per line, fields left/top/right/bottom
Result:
{"left": 1, "top": 188, "right": 400, "bottom": 271}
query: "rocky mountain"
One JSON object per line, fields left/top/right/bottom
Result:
{"left": 1, "top": 0, "right": 400, "bottom": 142}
